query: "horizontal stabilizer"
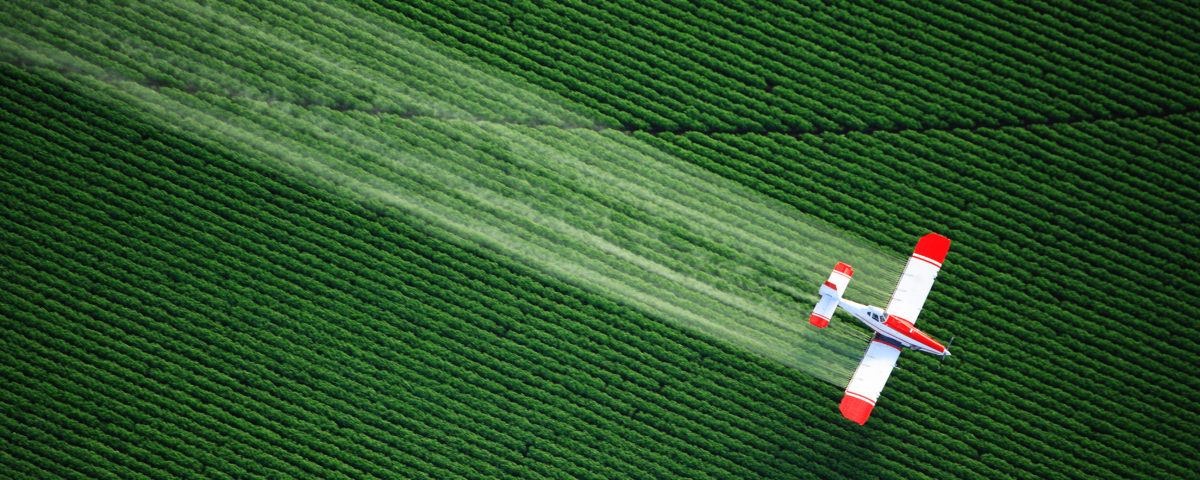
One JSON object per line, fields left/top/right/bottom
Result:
{"left": 827, "top": 262, "right": 853, "bottom": 292}
{"left": 811, "top": 262, "right": 853, "bottom": 327}
{"left": 809, "top": 308, "right": 832, "bottom": 328}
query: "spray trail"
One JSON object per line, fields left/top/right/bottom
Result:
{"left": 1, "top": 0, "right": 907, "bottom": 385}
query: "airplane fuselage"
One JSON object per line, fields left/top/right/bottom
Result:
{"left": 812, "top": 233, "right": 953, "bottom": 424}
{"left": 838, "top": 298, "right": 950, "bottom": 356}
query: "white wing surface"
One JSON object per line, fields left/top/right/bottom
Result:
{"left": 840, "top": 335, "right": 903, "bottom": 424}
{"left": 885, "top": 233, "right": 951, "bottom": 325}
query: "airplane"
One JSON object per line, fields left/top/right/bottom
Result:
{"left": 809, "top": 233, "right": 953, "bottom": 424}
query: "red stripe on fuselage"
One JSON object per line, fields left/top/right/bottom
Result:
{"left": 907, "top": 329, "right": 945, "bottom": 352}
{"left": 855, "top": 314, "right": 945, "bottom": 353}
{"left": 823, "top": 281, "right": 838, "bottom": 290}
{"left": 886, "top": 315, "right": 944, "bottom": 352}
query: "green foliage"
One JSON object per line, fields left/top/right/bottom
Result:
{"left": 2, "top": 0, "right": 1200, "bottom": 479}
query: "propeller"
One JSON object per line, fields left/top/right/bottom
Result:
{"left": 939, "top": 336, "right": 955, "bottom": 370}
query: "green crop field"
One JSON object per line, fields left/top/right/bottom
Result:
{"left": 2, "top": 1, "right": 1198, "bottom": 479}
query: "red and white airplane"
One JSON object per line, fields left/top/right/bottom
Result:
{"left": 809, "top": 233, "right": 953, "bottom": 424}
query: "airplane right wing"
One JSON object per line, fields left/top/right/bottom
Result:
{"left": 840, "top": 334, "right": 904, "bottom": 425}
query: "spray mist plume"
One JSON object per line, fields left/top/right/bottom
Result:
{"left": 1, "top": 0, "right": 908, "bottom": 386}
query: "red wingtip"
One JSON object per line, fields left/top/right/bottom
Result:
{"left": 839, "top": 394, "right": 874, "bottom": 425}
{"left": 834, "top": 262, "right": 853, "bottom": 276}
{"left": 809, "top": 314, "right": 830, "bottom": 328}
{"left": 914, "top": 233, "right": 951, "bottom": 266}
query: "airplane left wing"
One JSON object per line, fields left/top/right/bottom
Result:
{"left": 885, "top": 233, "right": 951, "bottom": 325}
{"left": 840, "top": 335, "right": 904, "bottom": 424}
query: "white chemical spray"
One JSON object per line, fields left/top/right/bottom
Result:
{"left": 1, "top": 0, "right": 907, "bottom": 386}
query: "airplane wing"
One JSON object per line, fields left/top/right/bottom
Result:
{"left": 885, "top": 233, "right": 951, "bottom": 325}
{"left": 840, "top": 334, "right": 904, "bottom": 424}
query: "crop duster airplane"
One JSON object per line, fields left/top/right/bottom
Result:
{"left": 809, "top": 233, "right": 953, "bottom": 424}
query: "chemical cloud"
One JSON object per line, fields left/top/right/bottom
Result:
{"left": 2, "top": 0, "right": 908, "bottom": 386}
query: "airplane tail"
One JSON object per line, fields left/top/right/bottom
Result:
{"left": 810, "top": 262, "right": 853, "bottom": 327}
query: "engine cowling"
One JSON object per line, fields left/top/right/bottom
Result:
{"left": 810, "top": 262, "right": 853, "bottom": 327}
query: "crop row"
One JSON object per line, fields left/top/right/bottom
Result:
{"left": 365, "top": 0, "right": 1200, "bottom": 132}
{"left": 1, "top": 0, "right": 584, "bottom": 129}
{"left": 650, "top": 127, "right": 1200, "bottom": 400}
{"left": 644, "top": 119, "right": 1200, "bottom": 477}
{"left": 16, "top": 55, "right": 1142, "bottom": 475}
{"left": 10, "top": 0, "right": 897, "bottom": 373}
{"left": 567, "top": 121, "right": 1200, "bottom": 476}
{"left": 0, "top": 66, "right": 929, "bottom": 478}
{"left": 4, "top": 0, "right": 1200, "bottom": 478}
{"left": 11, "top": 57, "right": 1200, "bottom": 478}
